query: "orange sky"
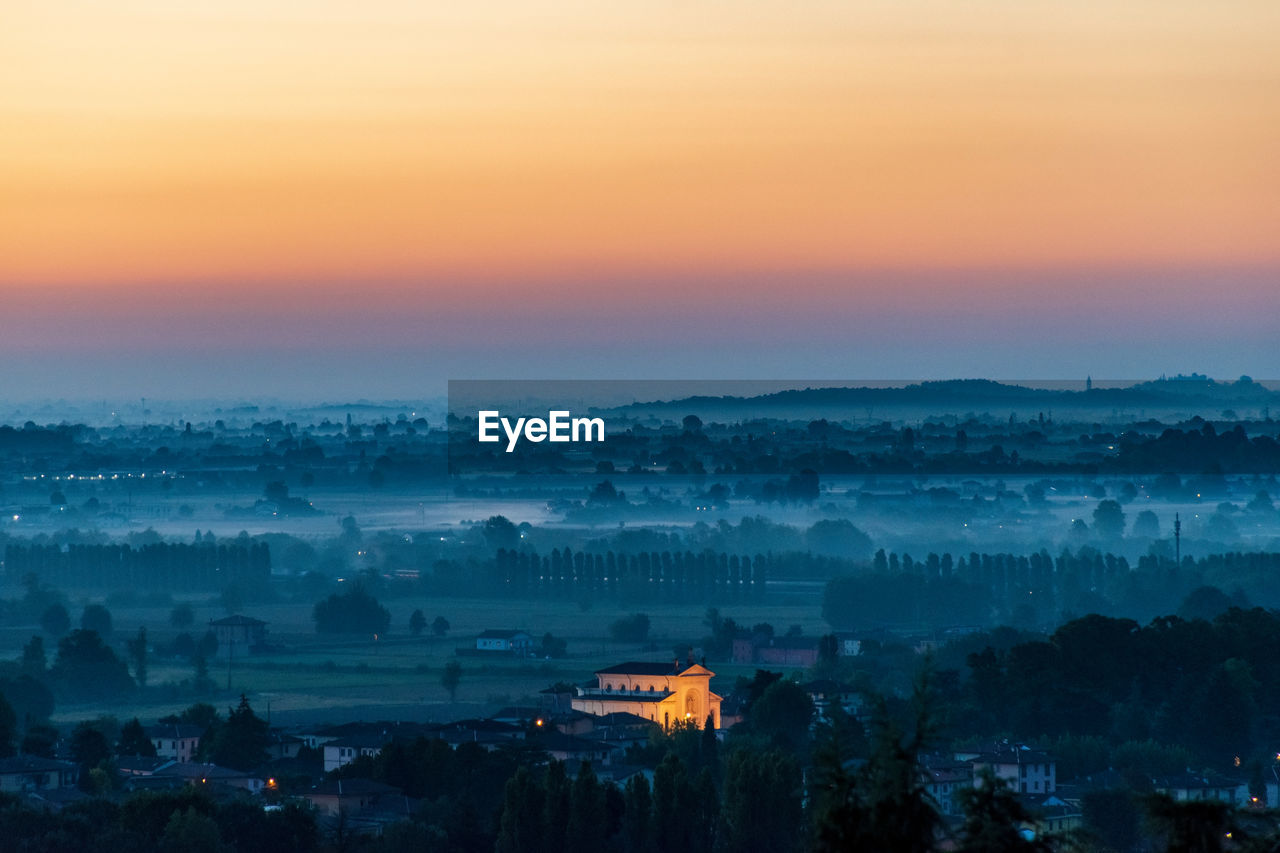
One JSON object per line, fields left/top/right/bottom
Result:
{"left": 4, "top": 0, "right": 1279, "bottom": 291}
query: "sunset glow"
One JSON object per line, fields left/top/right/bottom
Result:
{"left": 3, "top": 0, "right": 1278, "bottom": 394}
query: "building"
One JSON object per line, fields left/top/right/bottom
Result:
{"left": 151, "top": 762, "right": 266, "bottom": 794}
{"left": 571, "top": 661, "right": 722, "bottom": 729}
{"left": 732, "top": 634, "right": 821, "bottom": 667}
{"left": 432, "top": 719, "right": 526, "bottom": 752}
{"left": 475, "top": 630, "right": 533, "bottom": 654}
{"left": 799, "top": 680, "right": 866, "bottom": 724}
{"left": 305, "top": 778, "right": 403, "bottom": 817}
{"left": 1152, "top": 772, "right": 1246, "bottom": 805}
{"left": 1021, "top": 795, "right": 1084, "bottom": 835}
{"left": 0, "top": 756, "right": 79, "bottom": 793}
{"left": 324, "top": 733, "right": 392, "bottom": 773}
{"left": 920, "top": 757, "right": 974, "bottom": 816}
{"left": 209, "top": 614, "right": 268, "bottom": 659}
{"left": 956, "top": 743, "right": 1056, "bottom": 795}
{"left": 538, "top": 732, "right": 620, "bottom": 765}
{"left": 117, "top": 756, "right": 174, "bottom": 777}
{"left": 146, "top": 724, "right": 203, "bottom": 763}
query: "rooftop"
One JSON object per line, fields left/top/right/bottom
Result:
{"left": 209, "top": 614, "right": 267, "bottom": 627}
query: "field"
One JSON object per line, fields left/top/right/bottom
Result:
{"left": 21, "top": 593, "right": 829, "bottom": 728}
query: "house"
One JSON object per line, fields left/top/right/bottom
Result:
{"left": 571, "top": 660, "right": 722, "bottom": 729}
{"left": 475, "top": 630, "right": 533, "bottom": 654}
{"left": 431, "top": 719, "right": 526, "bottom": 752}
{"left": 920, "top": 757, "right": 974, "bottom": 816}
{"left": 305, "top": 778, "right": 403, "bottom": 817}
{"left": 0, "top": 756, "right": 79, "bottom": 792}
{"left": 956, "top": 743, "right": 1056, "bottom": 795}
{"left": 537, "top": 732, "right": 620, "bottom": 765}
{"left": 324, "top": 733, "right": 392, "bottom": 773}
{"left": 209, "top": 614, "right": 268, "bottom": 659}
{"left": 1021, "top": 795, "right": 1083, "bottom": 835}
{"left": 799, "top": 680, "right": 866, "bottom": 723}
{"left": 299, "top": 722, "right": 368, "bottom": 750}
{"left": 266, "top": 731, "right": 306, "bottom": 760}
{"left": 151, "top": 762, "right": 266, "bottom": 794}
{"left": 1152, "top": 772, "right": 1246, "bottom": 805}
{"left": 832, "top": 633, "right": 862, "bottom": 657}
{"left": 146, "top": 723, "right": 203, "bottom": 763}
{"left": 580, "top": 712, "right": 661, "bottom": 749}
{"left": 117, "top": 756, "right": 175, "bottom": 777}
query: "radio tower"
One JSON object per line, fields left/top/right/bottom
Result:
{"left": 1174, "top": 512, "right": 1181, "bottom": 564}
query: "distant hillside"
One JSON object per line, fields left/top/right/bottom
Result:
{"left": 605, "top": 376, "right": 1280, "bottom": 422}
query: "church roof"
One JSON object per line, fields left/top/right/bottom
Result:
{"left": 595, "top": 661, "right": 714, "bottom": 677}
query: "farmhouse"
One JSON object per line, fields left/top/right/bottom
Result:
{"left": 475, "top": 629, "right": 533, "bottom": 654}
{"left": 209, "top": 614, "right": 268, "bottom": 659}
{"left": 571, "top": 661, "right": 722, "bottom": 729}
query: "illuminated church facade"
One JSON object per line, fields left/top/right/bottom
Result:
{"left": 571, "top": 661, "right": 722, "bottom": 729}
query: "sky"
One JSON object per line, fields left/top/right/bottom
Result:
{"left": 2, "top": 0, "right": 1278, "bottom": 400}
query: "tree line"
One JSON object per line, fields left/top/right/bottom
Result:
{"left": 824, "top": 547, "right": 1280, "bottom": 630}
{"left": 3, "top": 542, "right": 270, "bottom": 592}
{"left": 486, "top": 548, "right": 768, "bottom": 603}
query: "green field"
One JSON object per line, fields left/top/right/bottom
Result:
{"left": 29, "top": 594, "right": 829, "bottom": 726}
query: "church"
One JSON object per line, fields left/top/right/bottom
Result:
{"left": 571, "top": 660, "right": 722, "bottom": 729}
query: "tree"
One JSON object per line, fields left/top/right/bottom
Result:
{"left": 540, "top": 633, "right": 568, "bottom": 658}
{"left": 21, "top": 635, "right": 46, "bottom": 678}
{"left": 748, "top": 680, "right": 814, "bottom": 752}
{"left": 721, "top": 749, "right": 802, "bottom": 853}
{"left": 496, "top": 767, "right": 545, "bottom": 853}
{"left": 0, "top": 675, "right": 55, "bottom": 727}
{"left": 431, "top": 616, "right": 450, "bottom": 637}
{"left": 40, "top": 603, "right": 71, "bottom": 637}
{"left": 160, "top": 807, "right": 225, "bottom": 853}
{"left": 71, "top": 722, "right": 112, "bottom": 769}
{"left": 1092, "top": 499, "right": 1126, "bottom": 539}
{"left": 482, "top": 515, "right": 520, "bottom": 551}
{"left": 127, "top": 627, "right": 149, "bottom": 688}
{"left": 622, "top": 774, "right": 652, "bottom": 853}
{"left": 409, "top": 609, "right": 426, "bottom": 637}
{"left": 1082, "top": 791, "right": 1139, "bottom": 852}
{"left": 811, "top": 671, "right": 944, "bottom": 853}
{"left": 170, "top": 603, "right": 195, "bottom": 629}
{"left": 441, "top": 661, "right": 462, "bottom": 701}
{"left": 1133, "top": 510, "right": 1161, "bottom": 538}
{"left": 955, "top": 770, "right": 1049, "bottom": 852}
{"left": 805, "top": 519, "right": 873, "bottom": 561}
{"left": 160, "top": 702, "right": 220, "bottom": 729}
{"left": 0, "top": 693, "right": 16, "bottom": 758}
{"left": 566, "top": 762, "right": 607, "bottom": 853}
{"left": 610, "top": 613, "right": 651, "bottom": 643}
{"left": 209, "top": 695, "right": 269, "bottom": 771}
{"left": 1144, "top": 793, "right": 1232, "bottom": 853}
{"left": 118, "top": 717, "right": 157, "bottom": 757}
{"left": 49, "top": 630, "right": 135, "bottom": 701}
{"left": 21, "top": 724, "right": 59, "bottom": 758}
{"left": 80, "top": 603, "right": 113, "bottom": 636}
{"left": 197, "top": 630, "right": 219, "bottom": 659}
{"left": 1177, "top": 586, "right": 1236, "bottom": 622}
{"left": 312, "top": 585, "right": 391, "bottom": 635}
